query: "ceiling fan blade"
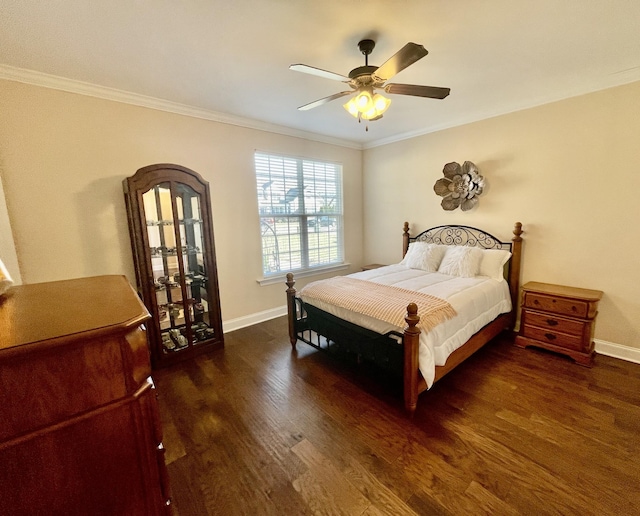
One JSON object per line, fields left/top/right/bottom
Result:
{"left": 384, "top": 83, "right": 451, "bottom": 99}
{"left": 372, "top": 43, "right": 429, "bottom": 83}
{"left": 297, "top": 91, "right": 353, "bottom": 111}
{"left": 290, "top": 64, "right": 349, "bottom": 82}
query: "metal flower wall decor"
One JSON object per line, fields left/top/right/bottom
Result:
{"left": 433, "top": 161, "right": 485, "bottom": 211}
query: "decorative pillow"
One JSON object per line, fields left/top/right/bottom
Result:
{"left": 437, "top": 245, "right": 483, "bottom": 277}
{"left": 400, "top": 242, "right": 447, "bottom": 272}
{"left": 478, "top": 249, "right": 512, "bottom": 281}
{"left": 0, "top": 258, "right": 14, "bottom": 296}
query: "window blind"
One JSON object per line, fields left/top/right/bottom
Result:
{"left": 254, "top": 152, "right": 343, "bottom": 276}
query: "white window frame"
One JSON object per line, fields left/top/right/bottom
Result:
{"left": 254, "top": 152, "right": 345, "bottom": 283}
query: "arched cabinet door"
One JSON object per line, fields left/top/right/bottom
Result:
{"left": 124, "top": 163, "right": 224, "bottom": 368}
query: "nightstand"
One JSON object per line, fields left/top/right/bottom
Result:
{"left": 361, "top": 263, "right": 386, "bottom": 271}
{"left": 515, "top": 281, "right": 603, "bottom": 367}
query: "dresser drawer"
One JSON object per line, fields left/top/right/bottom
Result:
{"left": 521, "top": 325, "right": 585, "bottom": 352}
{"left": 524, "top": 292, "right": 589, "bottom": 318}
{"left": 523, "top": 310, "right": 587, "bottom": 336}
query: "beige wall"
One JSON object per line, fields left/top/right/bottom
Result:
{"left": 363, "top": 81, "right": 640, "bottom": 349}
{"left": 0, "top": 80, "right": 363, "bottom": 323}
{"left": 2, "top": 78, "right": 639, "bottom": 349}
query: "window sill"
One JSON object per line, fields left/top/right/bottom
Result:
{"left": 257, "top": 263, "right": 351, "bottom": 286}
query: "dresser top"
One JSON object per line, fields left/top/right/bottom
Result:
{"left": 522, "top": 281, "right": 603, "bottom": 301}
{"left": 0, "top": 275, "right": 149, "bottom": 352}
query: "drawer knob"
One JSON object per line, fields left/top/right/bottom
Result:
{"left": 544, "top": 333, "right": 557, "bottom": 341}
{"left": 546, "top": 319, "right": 558, "bottom": 326}
{"left": 533, "top": 299, "right": 539, "bottom": 305}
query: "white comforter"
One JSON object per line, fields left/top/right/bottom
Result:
{"left": 299, "top": 264, "right": 512, "bottom": 388}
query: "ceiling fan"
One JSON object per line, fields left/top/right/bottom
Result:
{"left": 290, "top": 39, "right": 450, "bottom": 122}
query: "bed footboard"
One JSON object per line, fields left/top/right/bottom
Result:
{"left": 286, "top": 272, "right": 423, "bottom": 415}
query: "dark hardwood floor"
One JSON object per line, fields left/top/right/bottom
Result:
{"left": 154, "top": 317, "right": 640, "bottom": 515}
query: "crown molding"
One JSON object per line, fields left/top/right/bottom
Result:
{"left": 5, "top": 63, "right": 639, "bottom": 152}
{"left": 364, "top": 70, "right": 640, "bottom": 149}
{"left": 0, "top": 64, "right": 362, "bottom": 150}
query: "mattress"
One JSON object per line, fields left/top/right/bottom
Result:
{"left": 299, "top": 264, "right": 512, "bottom": 387}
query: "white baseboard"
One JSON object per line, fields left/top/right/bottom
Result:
{"left": 222, "top": 305, "right": 287, "bottom": 333}
{"left": 222, "top": 309, "right": 640, "bottom": 366}
{"left": 595, "top": 339, "right": 640, "bottom": 364}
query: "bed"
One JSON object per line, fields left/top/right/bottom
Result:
{"left": 286, "top": 222, "right": 524, "bottom": 415}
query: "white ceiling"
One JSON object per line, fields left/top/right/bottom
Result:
{"left": 2, "top": 0, "right": 640, "bottom": 148}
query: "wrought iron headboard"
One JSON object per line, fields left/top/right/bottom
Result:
{"left": 408, "top": 224, "right": 512, "bottom": 252}
{"left": 402, "top": 222, "right": 524, "bottom": 322}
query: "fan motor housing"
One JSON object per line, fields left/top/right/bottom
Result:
{"left": 348, "top": 65, "right": 378, "bottom": 80}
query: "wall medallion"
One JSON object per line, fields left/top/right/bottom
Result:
{"left": 433, "top": 161, "right": 485, "bottom": 211}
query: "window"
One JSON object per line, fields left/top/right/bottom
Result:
{"left": 254, "top": 152, "right": 343, "bottom": 277}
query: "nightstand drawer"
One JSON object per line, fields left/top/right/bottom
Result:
{"left": 523, "top": 310, "right": 587, "bottom": 336}
{"left": 517, "top": 282, "right": 602, "bottom": 367}
{"left": 524, "top": 292, "right": 589, "bottom": 318}
{"left": 521, "top": 325, "right": 585, "bottom": 352}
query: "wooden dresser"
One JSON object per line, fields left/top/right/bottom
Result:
{"left": 0, "top": 275, "right": 171, "bottom": 515}
{"left": 515, "top": 281, "right": 603, "bottom": 367}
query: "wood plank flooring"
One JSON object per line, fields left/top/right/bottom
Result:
{"left": 154, "top": 317, "right": 640, "bottom": 515}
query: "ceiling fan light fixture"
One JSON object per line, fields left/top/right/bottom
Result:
{"left": 355, "top": 89, "right": 374, "bottom": 111}
{"left": 357, "top": 93, "right": 391, "bottom": 121}
{"left": 343, "top": 89, "right": 390, "bottom": 121}
{"left": 372, "top": 93, "right": 391, "bottom": 113}
{"left": 343, "top": 97, "right": 360, "bottom": 117}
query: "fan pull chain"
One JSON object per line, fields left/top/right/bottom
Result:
{"left": 355, "top": 112, "right": 368, "bottom": 131}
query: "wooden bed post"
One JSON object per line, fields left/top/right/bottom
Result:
{"left": 402, "top": 222, "right": 410, "bottom": 257}
{"left": 286, "top": 273, "right": 298, "bottom": 349}
{"left": 403, "top": 303, "right": 421, "bottom": 417}
{"left": 508, "top": 222, "right": 524, "bottom": 330}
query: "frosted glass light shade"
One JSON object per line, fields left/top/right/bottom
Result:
{"left": 343, "top": 91, "right": 391, "bottom": 120}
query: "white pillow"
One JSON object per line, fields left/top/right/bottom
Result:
{"left": 478, "top": 249, "right": 512, "bottom": 281}
{"left": 437, "top": 246, "right": 483, "bottom": 277}
{"left": 401, "top": 242, "right": 447, "bottom": 272}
